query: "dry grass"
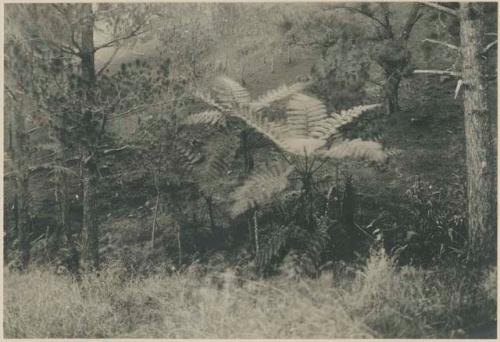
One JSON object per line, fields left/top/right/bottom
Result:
{"left": 4, "top": 249, "right": 496, "bottom": 338}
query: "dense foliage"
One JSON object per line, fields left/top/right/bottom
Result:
{"left": 3, "top": 3, "right": 497, "bottom": 338}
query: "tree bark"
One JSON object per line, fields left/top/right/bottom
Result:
{"left": 79, "top": 3, "right": 100, "bottom": 270}
{"left": 12, "top": 107, "right": 30, "bottom": 269}
{"left": 383, "top": 73, "right": 401, "bottom": 115}
{"left": 16, "top": 171, "right": 30, "bottom": 269}
{"left": 459, "top": 3, "right": 496, "bottom": 264}
{"left": 81, "top": 167, "right": 99, "bottom": 269}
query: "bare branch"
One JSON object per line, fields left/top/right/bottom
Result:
{"left": 94, "top": 14, "right": 153, "bottom": 52}
{"left": 482, "top": 40, "right": 497, "bottom": 54}
{"left": 331, "top": 6, "right": 389, "bottom": 31}
{"left": 420, "top": 2, "right": 458, "bottom": 17}
{"left": 401, "top": 4, "right": 423, "bottom": 42}
{"left": 454, "top": 79, "right": 463, "bottom": 99}
{"left": 422, "top": 38, "right": 459, "bottom": 50}
{"left": 96, "top": 45, "right": 121, "bottom": 77}
{"left": 413, "top": 69, "right": 461, "bottom": 77}
{"left": 103, "top": 145, "right": 132, "bottom": 155}
{"left": 51, "top": 4, "right": 81, "bottom": 52}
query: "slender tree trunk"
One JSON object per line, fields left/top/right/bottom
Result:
{"left": 151, "top": 189, "right": 160, "bottom": 249}
{"left": 253, "top": 208, "right": 259, "bottom": 255}
{"left": 177, "top": 223, "right": 182, "bottom": 267}
{"left": 383, "top": 72, "right": 401, "bottom": 115}
{"left": 459, "top": 3, "right": 496, "bottom": 264}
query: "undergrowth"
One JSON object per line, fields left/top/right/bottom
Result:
{"left": 4, "top": 249, "right": 495, "bottom": 339}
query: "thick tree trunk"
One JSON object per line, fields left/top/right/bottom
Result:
{"left": 16, "top": 173, "right": 30, "bottom": 269}
{"left": 79, "top": 4, "right": 100, "bottom": 270}
{"left": 12, "top": 107, "right": 31, "bottom": 269}
{"left": 459, "top": 3, "right": 496, "bottom": 264}
{"left": 82, "top": 168, "right": 99, "bottom": 269}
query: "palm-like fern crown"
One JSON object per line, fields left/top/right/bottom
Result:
{"left": 186, "top": 76, "right": 385, "bottom": 163}
{"left": 186, "top": 76, "right": 387, "bottom": 215}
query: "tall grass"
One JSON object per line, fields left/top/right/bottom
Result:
{"left": 4, "top": 249, "right": 495, "bottom": 338}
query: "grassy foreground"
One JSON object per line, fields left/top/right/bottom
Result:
{"left": 4, "top": 250, "right": 496, "bottom": 339}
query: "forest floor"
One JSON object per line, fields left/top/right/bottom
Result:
{"left": 4, "top": 249, "right": 496, "bottom": 339}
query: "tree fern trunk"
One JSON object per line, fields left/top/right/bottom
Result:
{"left": 206, "top": 195, "right": 224, "bottom": 248}
{"left": 459, "top": 3, "right": 496, "bottom": 264}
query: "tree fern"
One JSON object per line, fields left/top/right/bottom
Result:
{"left": 230, "top": 163, "right": 293, "bottom": 217}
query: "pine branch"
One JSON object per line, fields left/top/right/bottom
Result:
{"left": 96, "top": 45, "right": 121, "bottom": 77}
{"left": 333, "top": 6, "right": 389, "bottom": 30}
{"left": 413, "top": 69, "right": 461, "bottom": 77}
{"left": 420, "top": 2, "right": 458, "bottom": 17}
{"left": 422, "top": 38, "right": 459, "bottom": 51}
{"left": 482, "top": 40, "right": 497, "bottom": 54}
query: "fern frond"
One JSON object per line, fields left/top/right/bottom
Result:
{"left": 174, "top": 144, "right": 203, "bottom": 170}
{"left": 213, "top": 76, "right": 251, "bottom": 108}
{"left": 286, "top": 93, "right": 329, "bottom": 139}
{"left": 251, "top": 82, "right": 308, "bottom": 112}
{"left": 184, "top": 110, "right": 226, "bottom": 127}
{"left": 280, "top": 138, "right": 326, "bottom": 155}
{"left": 230, "top": 163, "right": 293, "bottom": 217}
{"left": 256, "top": 224, "right": 291, "bottom": 269}
{"left": 49, "top": 165, "right": 78, "bottom": 177}
{"left": 325, "top": 104, "right": 382, "bottom": 136}
{"left": 192, "top": 90, "right": 225, "bottom": 112}
{"left": 29, "top": 163, "right": 78, "bottom": 177}
{"left": 203, "top": 140, "right": 238, "bottom": 183}
{"left": 286, "top": 94, "right": 382, "bottom": 141}
{"left": 320, "top": 139, "right": 387, "bottom": 163}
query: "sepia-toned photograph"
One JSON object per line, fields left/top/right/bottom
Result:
{"left": 3, "top": 1, "right": 497, "bottom": 339}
